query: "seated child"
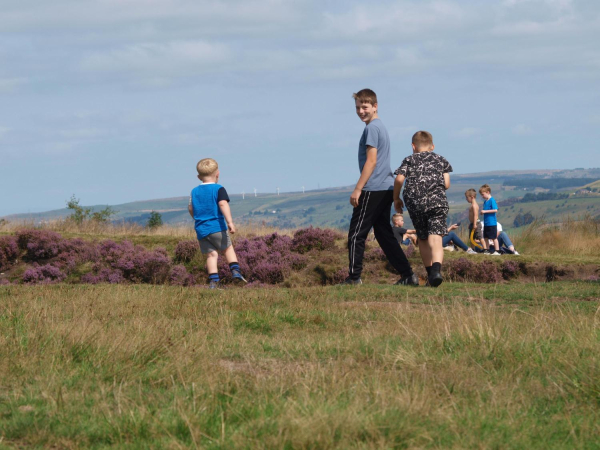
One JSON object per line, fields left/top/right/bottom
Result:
{"left": 188, "top": 158, "right": 247, "bottom": 289}
{"left": 443, "top": 223, "right": 476, "bottom": 254}
{"left": 391, "top": 213, "right": 417, "bottom": 246}
{"left": 393, "top": 131, "right": 452, "bottom": 287}
{"left": 479, "top": 184, "right": 500, "bottom": 256}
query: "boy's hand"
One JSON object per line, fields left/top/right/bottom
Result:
{"left": 394, "top": 198, "right": 404, "bottom": 213}
{"left": 350, "top": 188, "right": 362, "bottom": 208}
{"left": 227, "top": 222, "right": 236, "bottom": 234}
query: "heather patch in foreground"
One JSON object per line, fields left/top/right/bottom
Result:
{"left": 0, "top": 282, "right": 598, "bottom": 448}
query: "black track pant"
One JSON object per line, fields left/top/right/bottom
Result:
{"left": 347, "top": 190, "right": 412, "bottom": 280}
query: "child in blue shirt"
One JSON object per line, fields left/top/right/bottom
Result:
{"left": 188, "top": 158, "right": 247, "bottom": 288}
{"left": 479, "top": 184, "right": 500, "bottom": 256}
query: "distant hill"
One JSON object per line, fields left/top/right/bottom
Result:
{"left": 4, "top": 169, "right": 600, "bottom": 230}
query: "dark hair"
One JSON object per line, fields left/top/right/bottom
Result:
{"left": 352, "top": 89, "right": 377, "bottom": 106}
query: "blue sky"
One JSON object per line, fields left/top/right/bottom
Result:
{"left": 1, "top": 0, "right": 599, "bottom": 215}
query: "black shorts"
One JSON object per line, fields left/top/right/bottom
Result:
{"left": 483, "top": 225, "right": 497, "bottom": 240}
{"left": 409, "top": 207, "right": 448, "bottom": 241}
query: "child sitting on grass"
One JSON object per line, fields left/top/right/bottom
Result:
{"left": 391, "top": 213, "right": 418, "bottom": 246}
{"left": 393, "top": 131, "right": 452, "bottom": 287}
{"left": 479, "top": 184, "right": 501, "bottom": 256}
{"left": 188, "top": 158, "right": 247, "bottom": 289}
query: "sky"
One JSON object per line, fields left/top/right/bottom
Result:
{"left": 1, "top": 0, "right": 599, "bottom": 215}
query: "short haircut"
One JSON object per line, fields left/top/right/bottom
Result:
{"left": 352, "top": 89, "right": 377, "bottom": 106}
{"left": 479, "top": 184, "right": 491, "bottom": 194}
{"left": 465, "top": 188, "right": 477, "bottom": 198}
{"left": 412, "top": 131, "right": 433, "bottom": 149}
{"left": 196, "top": 158, "right": 218, "bottom": 177}
{"left": 392, "top": 213, "right": 403, "bottom": 220}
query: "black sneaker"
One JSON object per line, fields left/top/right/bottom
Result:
{"left": 395, "top": 273, "right": 419, "bottom": 286}
{"left": 428, "top": 271, "right": 443, "bottom": 288}
{"left": 340, "top": 277, "right": 362, "bottom": 285}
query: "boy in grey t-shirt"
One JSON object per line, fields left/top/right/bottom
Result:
{"left": 342, "top": 89, "right": 417, "bottom": 286}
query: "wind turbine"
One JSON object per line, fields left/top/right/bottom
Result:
{"left": 242, "top": 190, "right": 245, "bottom": 200}
{"left": 277, "top": 187, "right": 280, "bottom": 196}
{"left": 302, "top": 186, "right": 305, "bottom": 194}
{"left": 254, "top": 188, "right": 257, "bottom": 197}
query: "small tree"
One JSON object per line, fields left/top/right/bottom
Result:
{"left": 66, "top": 195, "right": 92, "bottom": 225}
{"left": 66, "top": 195, "right": 116, "bottom": 224}
{"left": 147, "top": 211, "right": 163, "bottom": 229}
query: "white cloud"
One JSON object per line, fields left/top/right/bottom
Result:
{"left": 453, "top": 127, "right": 482, "bottom": 138}
{"left": 80, "top": 40, "right": 232, "bottom": 75}
{"left": 0, "top": 78, "right": 26, "bottom": 93}
{"left": 512, "top": 124, "right": 534, "bottom": 135}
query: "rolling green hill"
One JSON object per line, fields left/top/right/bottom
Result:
{"left": 4, "top": 169, "right": 600, "bottom": 231}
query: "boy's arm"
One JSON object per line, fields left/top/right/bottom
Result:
{"left": 188, "top": 204, "right": 194, "bottom": 218}
{"left": 443, "top": 173, "right": 450, "bottom": 189}
{"left": 481, "top": 209, "right": 498, "bottom": 214}
{"left": 350, "top": 146, "right": 377, "bottom": 207}
{"left": 218, "top": 200, "right": 236, "bottom": 234}
{"left": 393, "top": 174, "right": 405, "bottom": 213}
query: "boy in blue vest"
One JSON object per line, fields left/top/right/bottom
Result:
{"left": 188, "top": 158, "right": 247, "bottom": 288}
{"left": 479, "top": 184, "right": 501, "bottom": 256}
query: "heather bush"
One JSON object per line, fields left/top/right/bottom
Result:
{"left": 472, "top": 260, "right": 503, "bottom": 283}
{"left": 0, "top": 235, "right": 19, "bottom": 271}
{"left": 291, "top": 227, "right": 336, "bottom": 254}
{"left": 0, "top": 278, "right": 10, "bottom": 285}
{"left": 16, "top": 229, "right": 63, "bottom": 260}
{"left": 501, "top": 260, "right": 520, "bottom": 280}
{"left": 364, "top": 247, "right": 386, "bottom": 262}
{"left": 447, "top": 258, "right": 502, "bottom": 283}
{"left": 213, "top": 233, "right": 308, "bottom": 284}
{"left": 81, "top": 268, "right": 125, "bottom": 284}
{"left": 174, "top": 240, "right": 199, "bottom": 263}
{"left": 22, "top": 264, "right": 66, "bottom": 284}
{"left": 90, "top": 240, "right": 171, "bottom": 284}
{"left": 169, "top": 265, "right": 196, "bottom": 286}
{"left": 404, "top": 244, "right": 416, "bottom": 259}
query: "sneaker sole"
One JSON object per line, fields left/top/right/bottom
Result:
{"left": 232, "top": 276, "right": 248, "bottom": 284}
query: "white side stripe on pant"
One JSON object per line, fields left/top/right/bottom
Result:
{"left": 349, "top": 191, "right": 371, "bottom": 276}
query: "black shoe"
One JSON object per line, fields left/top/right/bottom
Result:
{"left": 395, "top": 273, "right": 419, "bottom": 286}
{"left": 340, "top": 277, "right": 362, "bottom": 285}
{"left": 428, "top": 271, "right": 443, "bottom": 288}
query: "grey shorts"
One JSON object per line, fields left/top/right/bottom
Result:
{"left": 199, "top": 231, "right": 232, "bottom": 254}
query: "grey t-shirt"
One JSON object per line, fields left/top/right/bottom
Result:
{"left": 358, "top": 119, "right": 394, "bottom": 191}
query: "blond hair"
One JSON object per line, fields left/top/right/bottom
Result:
{"left": 465, "top": 188, "right": 477, "bottom": 198}
{"left": 196, "top": 158, "right": 218, "bottom": 178}
{"left": 479, "top": 184, "right": 491, "bottom": 194}
{"left": 412, "top": 131, "right": 433, "bottom": 150}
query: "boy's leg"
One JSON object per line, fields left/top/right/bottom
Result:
{"left": 206, "top": 251, "right": 219, "bottom": 273}
{"left": 347, "top": 191, "right": 378, "bottom": 280}
{"left": 371, "top": 191, "right": 413, "bottom": 279}
{"left": 222, "top": 240, "right": 247, "bottom": 284}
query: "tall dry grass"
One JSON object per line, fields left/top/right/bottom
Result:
{"left": 1, "top": 283, "right": 599, "bottom": 448}
{"left": 514, "top": 214, "right": 600, "bottom": 256}
{"left": 0, "top": 217, "right": 296, "bottom": 240}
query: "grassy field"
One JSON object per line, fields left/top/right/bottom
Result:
{"left": 1, "top": 282, "right": 599, "bottom": 448}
